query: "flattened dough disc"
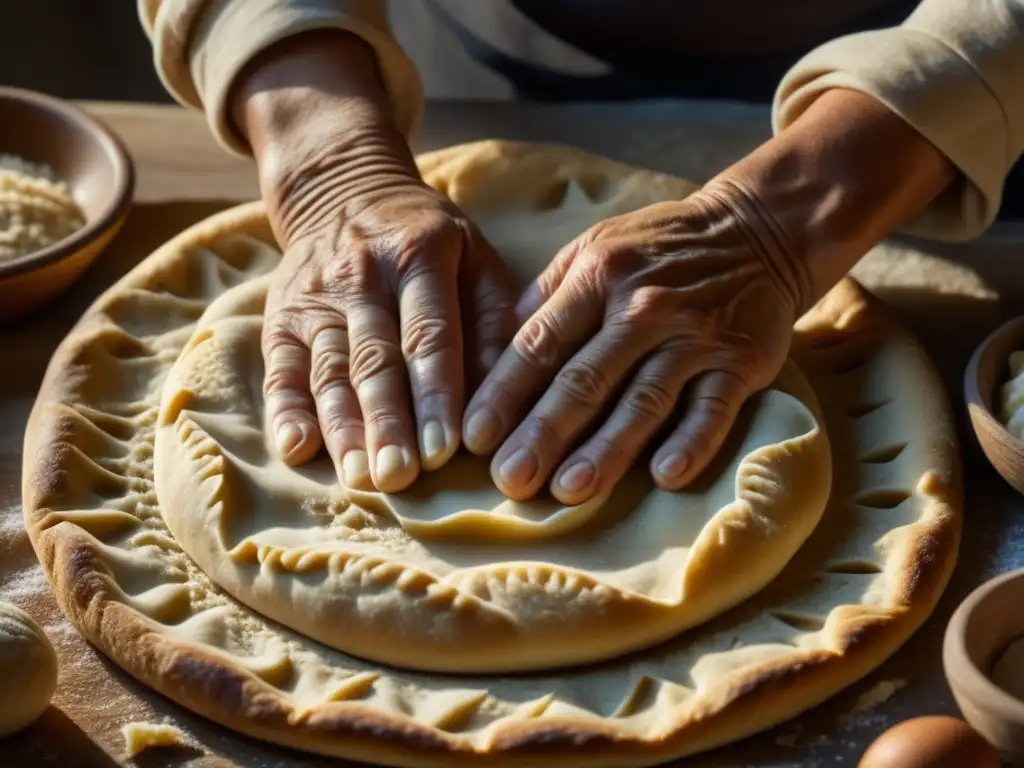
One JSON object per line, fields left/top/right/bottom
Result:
{"left": 152, "top": 141, "right": 831, "bottom": 673}
{"left": 23, "top": 141, "right": 962, "bottom": 768}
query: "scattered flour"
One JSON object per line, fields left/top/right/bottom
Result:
{"left": 775, "top": 732, "right": 799, "bottom": 747}
{"left": 0, "top": 565, "right": 48, "bottom": 603}
{"left": 847, "top": 679, "right": 906, "bottom": 717}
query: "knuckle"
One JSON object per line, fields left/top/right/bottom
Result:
{"left": 624, "top": 379, "right": 676, "bottom": 420}
{"left": 533, "top": 270, "right": 564, "bottom": 303}
{"left": 349, "top": 336, "right": 403, "bottom": 388}
{"left": 573, "top": 247, "right": 614, "bottom": 289}
{"left": 267, "top": 392, "right": 310, "bottom": 420}
{"left": 402, "top": 311, "right": 454, "bottom": 360}
{"left": 310, "top": 348, "right": 351, "bottom": 399}
{"left": 513, "top": 316, "right": 562, "bottom": 369}
{"left": 325, "top": 248, "right": 374, "bottom": 291}
{"left": 261, "top": 339, "right": 305, "bottom": 396}
{"left": 475, "top": 373, "right": 517, "bottom": 411}
{"left": 263, "top": 366, "right": 300, "bottom": 397}
{"left": 361, "top": 405, "right": 405, "bottom": 432}
{"left": 692, "top": 392, "right": 734, "bottom": 420}
{"left": 522, "top": 413, "right": 563, "bottom": 448}
{"left": 321, "top": 410, "right": 364, "bottom": 437}
{"left": 555, "top": 359, "right": 609, "bottom": 407}
{"left": 262, "top": 323, "right": 297, "bottom": 355}
{"left": 586, "top": 434, "right": 629, "bottom": 465}
{"left": 387, "top": 218, "right": 460, "bottom": 274}
{"left": 579, "top": 243, "right": 614, "bottom": 268}
{"left": 617, "top": 286, "right": 674, "bottom": 325}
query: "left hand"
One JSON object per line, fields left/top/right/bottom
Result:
{"left": 461, "top": 189, "right": 800, "bottom": 504}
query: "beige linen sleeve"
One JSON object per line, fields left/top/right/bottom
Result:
{"left": 774, "top": 0, "right": 1024, "bottom": 241}
{"left": 137, "top": 0, "right": 423, "bottom": 155}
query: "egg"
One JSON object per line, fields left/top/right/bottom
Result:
{"left": 859, "top": 716, "right": 1000, "bottom": 768}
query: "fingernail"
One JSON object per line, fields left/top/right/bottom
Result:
{"left": 275, "top": 422, "right": 304, "bottom": 458}
{"left": 341, "top": 450, "right": 369, "bottom": 487}
{"left": 556, "top": 461, "right": 596, "bottom": 495}
{"left": 498, "top": 446, "right": 538, "bottom": 488}
{"left": 465, "top": 408, "right": 500, "bottom": 450}
{"left": 420, "top": 420, "right": 450, "bottom": 465}
{"left": 375, "top": 444, "right": 411, "bottom": 484}
{"left": 656, "top": 452, "right": 689, "bottom": 479}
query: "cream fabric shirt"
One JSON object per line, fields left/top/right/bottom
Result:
{"left": 138, "top": 0, "right": 1024, "bottom": 242}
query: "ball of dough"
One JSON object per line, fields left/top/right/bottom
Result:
{"left": 0, "top": 601, "right": 58, "bottom": 736}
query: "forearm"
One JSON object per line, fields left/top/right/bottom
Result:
{"left": 707, "top": 88, "right": 953, "bottom": 315}
{"left": 232, "top": 30, "right": 420, "bottom": 243}
{"left": 139, "top": 0, "right": 423, "bottom": 156}
{"left": 774, "top": 0, "right": 1024, "bottom": 241}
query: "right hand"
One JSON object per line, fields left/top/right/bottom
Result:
{"left": 235, "top": 32, "right": 518, "bottom": 493}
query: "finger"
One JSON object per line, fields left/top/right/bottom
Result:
{"left": 514, "top": 236, "right": 583, "bottom": 324}
{"left": 492, "top": 323, "right": 669, "bottom": 501}
{"left": 463, "top": 273, "right": 603, "bottom": 457}
{"left": 308, "top": 324, "right": 370, "bottom": 488}
{"left": 398, "top": 266, "right": 463, "bottom": 471}
{"left": 262, "top": 321, "right": 322, "bottom": 466}
{"left": 549, "top": 341, "right": 706, "bottom": 505}
{"left": 460, "top": 229, "right": 518, "bottom": 390}
{"left": 651, "top": 369, "right": 751, "bottom": 490}
{"left": 347, "top": 295, "right": 420, "bottom": 492}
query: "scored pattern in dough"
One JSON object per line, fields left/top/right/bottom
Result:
{"left": 151, "top": 142, "right": 832, "bottom": 674}
{"left": 22, "top": 142, "right": 962, "bottom": 767}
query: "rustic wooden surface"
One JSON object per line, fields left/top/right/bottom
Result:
{"left": 2, "top": 99, "right": 1024, "bottom": 767}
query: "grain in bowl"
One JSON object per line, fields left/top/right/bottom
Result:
{"left": 0, "top": 153, "right": 85, "bottom": 262}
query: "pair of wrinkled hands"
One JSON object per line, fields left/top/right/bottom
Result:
{"left": 260, "top": 164, "right": 798, "bottom": 506}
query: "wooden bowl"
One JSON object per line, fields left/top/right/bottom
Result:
{"left": 944, "top": 568, "right": 1024, "bottom": 762}
{"left": 964, "top": 316, "right": 1024, "bottom": 493}
{"left": 0, "top": 86, "right": 134, "bottom": 325}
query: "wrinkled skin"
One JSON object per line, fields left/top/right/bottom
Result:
{"left": 260, "top": 159, "right": 518, "bottom": 493}
{"left": 463, "top": 192, "right": 797, "bottom": 504}
{"left": 238, "top": 33, "right": 952, "bottom": 503}
{"left": 259, "top": 137, "right": 796, "bottom": 504}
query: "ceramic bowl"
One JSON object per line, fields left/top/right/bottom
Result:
{"left": 964, "top": 316, "right": 1024, "bottom": 494}
{"left": 0, "top": 86, "right": 134, "bottom": 325}
{"left": 944, "top": 568, "right": 1024, "bottom": 762}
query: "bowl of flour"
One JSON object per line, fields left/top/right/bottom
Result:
{"left": 0, "top": 87, "right": 133, "bottom": 324}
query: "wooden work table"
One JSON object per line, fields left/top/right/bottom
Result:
{"left": 1, "top": 99, "right": 1024, "bottom": 767}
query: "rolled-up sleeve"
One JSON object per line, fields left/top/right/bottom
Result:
{"left": 137, "top": 0, "right": 423, "bottom": 155}
{"left": 774, "top": 0, "right": 1024, "bottom": 241}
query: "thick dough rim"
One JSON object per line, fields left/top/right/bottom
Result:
{"left": 22, "top": 142, "right": 962, "bottom": 767}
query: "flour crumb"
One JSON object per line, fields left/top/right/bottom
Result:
{"left": 775, "top": 732, "right": 798, "bottom": 747}
{"left": 121, "top": 721, "right": 190, "bottom": 757}
{"left": 849, "top": 679, "right": 906, "bottom": 717}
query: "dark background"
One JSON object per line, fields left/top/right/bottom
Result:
{"left": 4, "top": 0, "right": 1023, "bottom": 220}
{"left": 1, "top": 2, "right": 170, "bottom": 102}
